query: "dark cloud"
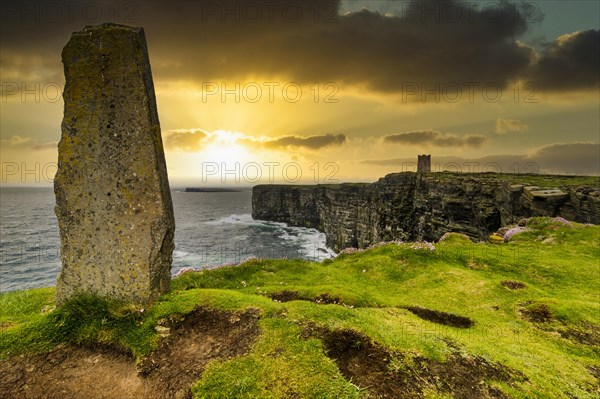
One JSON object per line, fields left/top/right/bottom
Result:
{"left": 383, "top": 130, "right": 487, "bottom": 147}
{"left": 261, "top": 133, "right": 346, "bottom": 150}
{"left": 163, "top": 130, "right": 208, "bottom": 151}
{"left": 0, "top": 1, "right": 596, "bottom": 95}
{"left": 528, "top": 30, "right": 600, "bottom": 91}
{"left": 358, "top": 143, "right": 600, "bottom": 175}
{"left": 146, "top": 0, "right": 534, "bottom": 93}
{"left": 526, "top": 142, "right": 600, "bottom": 173}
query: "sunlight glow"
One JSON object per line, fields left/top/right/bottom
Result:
{"left": 198, "top": 130, "right": 253, "bottom": 164}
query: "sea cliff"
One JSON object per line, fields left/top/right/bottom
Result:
{"left": 252, "top": 172, "right": 600, "bottom": 251}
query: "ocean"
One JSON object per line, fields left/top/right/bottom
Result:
{"left": 0, "top": 187, "right": 334, "bottom": 293}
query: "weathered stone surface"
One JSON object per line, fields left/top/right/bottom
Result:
{"left": 252, "top": 173, "right": 599, "bottom": 251}
{"left": 54, "top": 23, "right": 175, "bottom": 304}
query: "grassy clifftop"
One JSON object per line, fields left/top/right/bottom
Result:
{"left": 1, "top": 217, "right": 599, "bottom": 398}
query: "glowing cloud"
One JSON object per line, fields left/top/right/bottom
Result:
{"left": 495, "top": 119, "right": 529, "bottom": 135}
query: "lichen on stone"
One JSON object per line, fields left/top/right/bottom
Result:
{"left": 54, "top": 24, "right": 175, "bottom": 305}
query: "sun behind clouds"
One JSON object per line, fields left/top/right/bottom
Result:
{"left": 198, "top": 130, "right": 254, "bottom": 165}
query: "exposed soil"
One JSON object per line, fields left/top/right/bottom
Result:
{"left": 519, "top": 302, "right": 554, "bottom": 323}
{"left": 0, "top": 345, "right": 150, "bottom": 399}
{"left": 402, "top": 306, "right": 475, "bottom": 328}
{"left": 268, "top": 291, "right": 345, "bottom": 305}
{"left": 314, "top": 293, "right": 343, "bottom": 305}
{"left": 559, "top": 324, "right": 600, "bottom": 347}
{"left": 0, "top": 307, "right": 260, "bottom": 399}
{"left": 138, "top": 307, "right": 261, "bottom": 398}
{"left": 304, "top": 326, "right": 520, "bottom": 399}
{"left": 268, "top": 290, "right": 306, "bottom": 302}
{"left": 519, "top": 301, "right": 600, "bottom": 348}
{"left": 500, "top": 280, "right": 527, "bottom": 290}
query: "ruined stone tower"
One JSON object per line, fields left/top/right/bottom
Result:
{"left": 417, "top": 155, "right": 431, "bottom": 173}
{"left": 54, "top": 24, "right": 175, "bottom": 305}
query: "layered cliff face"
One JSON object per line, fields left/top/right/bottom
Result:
{"left": 252, "top": 172, "right": 600, "bottom": 252}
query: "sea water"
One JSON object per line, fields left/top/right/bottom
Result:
{"left": 0, "top": 187, "right": 334, "bottom": 292}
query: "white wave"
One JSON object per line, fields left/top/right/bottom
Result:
{"left": 173, "top": 250, "right": 189, "bottom": 258}
{"left": 294, "top": 228, "right": 336, "bottom": 261}
{"left": 205, "top": 213, "right": 256, "bottom": 225}
{"left": 203, "top": 213, "right": 336, "bottom": 261}
{"left": 262, "top": 220, "right": 335, "bottom": 260}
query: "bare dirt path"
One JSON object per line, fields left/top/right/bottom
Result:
{"left": 0, "top": 307, "right": 260, "bottom": 399}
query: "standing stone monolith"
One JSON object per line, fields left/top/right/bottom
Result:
{"left": 54, "top": 23, "right": 175, "bottom": 305}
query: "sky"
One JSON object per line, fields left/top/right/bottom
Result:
{"left": 1, "top": 0, "right": 599, "bottom": 186}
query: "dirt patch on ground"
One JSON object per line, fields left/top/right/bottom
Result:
{"left": 559, "top": 324, "right": 600, "bottom": 346}
{"left": 0, "top": 307, "right": 260, "bottom": 399}
{"left": 519, "top": 302, "right": 599, "bottom": 347}
{"left": 314, "top": 293, "right": 343, "bottom": 305}
{"left": 268, "top": 290, "right": 306, "bottom": 302}
{"left": 268, "top": 291, "right": 345, "bottom": 306}
{"left": 138, "top": 307, "right": 260, "bottom": 398}
{"left": 0, "top": 345, "right": 151, "bottom": 399}
{"left": 402, "top": 306, "right": 475, "bottom": 328}
{"left": 519, "top": 302, "right": 554, "bottom": 323}
{"left": 501, "top": 280, "right": 527, "bottom": 290}
{"left": 304, "top": 326, "right": 520, "bottom": 399}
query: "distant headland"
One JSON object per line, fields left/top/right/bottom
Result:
{"left": 184, "top": 187, "right": 241, "bottom": 193}
{"left": 252, "top": 156, "right": 599, "bottom": 251}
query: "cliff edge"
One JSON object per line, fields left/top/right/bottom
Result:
{"left": 252, "top": 172, "right": 600, "bottom": 251}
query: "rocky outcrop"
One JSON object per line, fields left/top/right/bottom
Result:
{"left": 252, "top": 173, "right": 599, "bottom": 251}
{"left": 54, "top": 24, "right": 175, "bottom": 305}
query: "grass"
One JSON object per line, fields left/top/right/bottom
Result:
{"left": 1, "top": 217, "right": 599, "bottom": 398}
{"left": 423, "top": 172, "right": 599, "bottom": 188}
{"left": 192, "top": 317, "right": 360, "bottom": 399}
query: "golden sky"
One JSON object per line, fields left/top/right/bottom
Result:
{"left": 1, "top": 0, "right": 599, "bottom": 186}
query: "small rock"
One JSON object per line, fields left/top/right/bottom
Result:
{"left": 496, "top": 227, "right": 510, "bottom": 236}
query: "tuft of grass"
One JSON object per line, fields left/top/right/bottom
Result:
{"left": 0, "top": 287, "right": 54, "bottom": 328}
{"left": 0, "top": 293, "right": 144, "bottom": 357}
